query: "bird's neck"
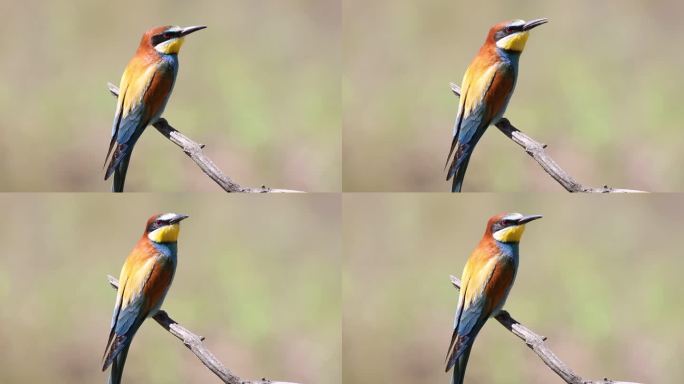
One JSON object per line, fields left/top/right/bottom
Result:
{"left": 494, "top": 240, "right": 519, "bottom": 259}
{"left": 151, "top": 241, "right": 178, "bottom": 259}
{"left": 157, "top": 51, "right": 180, "bottom": 66}
{"left": 495, "top": 48, "right": 522, "bottom": 68}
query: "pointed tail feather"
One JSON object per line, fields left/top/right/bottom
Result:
{"left": 103, "top": 136, "right": 117, "bottom": 170}
{"left": 444, "top": 134, "right": 459, "bottom": 171}
{"left": 451, "top": 343, "right": 473, "bottom": 384}
{"left": 108, "top": 341, "right": 131, "bottom": 384}
{"left": 112, "top": 155, "right": 131, "bottom": 193}
{"left": 104, "top": 144, "right": 128, "bottom": 180}
{"left": 102, "top": 334, "right": 128, "bottom": 371}
{"left": 450, "top": 153, "right": 471, "bottom": 192}
{"left": 103, "top": 318, "right": 144, "bottom": 382}
{"left": 104, "top": 143, "right": 132, "bottom": 192}
{"left": 446, "top": 143, "right": 470, "bottom": 180}
{"left": 445, "top": 329, "right": 458, "bottom": 366}
{"left": 445, "top": 333, "right": 471, "bottom": 373}
{"left": 102, "top": 329, "right": 117, "bottom": 365}
{"left": 446, "top": 144, "right": 472, "bottom": 192}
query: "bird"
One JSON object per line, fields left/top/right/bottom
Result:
{"left": 102, "top": 212, "right": 189, "bottom": 384}
{"left": 445, "top": 212, "right": 542, "bottom": 384}
{"left": 104, "top": 25, "right": 206, "bottom": 192}
{"left": 445, "top": 19, "right": 547, "bottom": 192}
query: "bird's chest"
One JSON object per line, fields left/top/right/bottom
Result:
{"left": 490, "top": 243, "right": 519, "bottom": 314}
{"left": 496, "top": 50, "right": 520, "bottom": 72}
{"left": 156, "top": 55, "right": 179, "bottom": 85}
{"left": 494, "top": 242, "right": 519, "bottom": 267}
{"left": 151, "top": 242, "right": 178, "bottom": 265}
{"left": 495, "top": 55, "right": 520, "bottom": 96}
{"left": 144, "top": 55, "right": 179, "bottom": 122}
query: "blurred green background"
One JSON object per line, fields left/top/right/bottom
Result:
{"left": 0, "top": 194, "right": 340, "bottom": 383}
{"left": 0, "top": 0, "right": 340, "bottom": 191}
{"left": 343, "top": 194, "right": 684, "bottom": 383}
{"left": 343, "top": 0, "right": 684, "bottom": 191}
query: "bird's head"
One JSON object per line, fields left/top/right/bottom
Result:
{"left": 488, "top": 18, "right": 547, "bottom": 53}
{"left": 145, "top": 213, "right": 189, "bottom": 243}
{"left": 487, "top": 212, "right": 542, "bottom": 244}
{"left": 143, "top": 25, "right": 207, "bottom": 55}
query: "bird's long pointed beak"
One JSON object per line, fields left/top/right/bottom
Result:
{"left": 169, "top": 214, "right": 190, "bottom": 224}
{"left": 517, "top": 214, "right": 543, "bottom": 224}
{"left": 522, "top": 18, "right": 548, "bottom": 31}
{"left": 180, "top": 25, "right": 207, "bottom": 37}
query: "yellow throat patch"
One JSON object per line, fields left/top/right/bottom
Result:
{"left": 493, "top": 224, "right": 526, "bottom": 243}
{"left": 148, "top": 223, "right": 181, "bottom": 243}
{"left": 155, "top": 37, "right": 186, "bottom": 54}
{"left": 495, "top": 31, "right": 529, "bottom": 52}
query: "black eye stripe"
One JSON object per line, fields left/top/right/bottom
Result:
{"left": 146, "top": 219, "right": 171, "bottom": 232}
{"left": 151, "top": 31, "right": 180, "bottom": 46}
{"left": 151, "top": 34, "right": 165, "bottom": 46}
{"left": 495, "top": 25, "right": 524, "bottom": 41}
{"left": 492, "top": 219, "right": 519, "bottom": 232}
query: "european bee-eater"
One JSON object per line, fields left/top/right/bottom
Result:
{"left": 445, "top": 19, "right": 547, "bottom": 192}
{"left": 445, "top": 212, "right": 541, "bottom": 384}
{"left": 104, "top": 25, "right": 206, "bottom": 192}
{"left": 102, "top": 212, "right": 189, "bottom": 384}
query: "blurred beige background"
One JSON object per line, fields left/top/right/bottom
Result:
{"left": 0, "top": 194, "right": 341, "bottom": 383}
{"left": 343, "top": 194, "right": 684, "bottom": 383}
{"left": 343, "top": 0, "right": 684, "bottom": 191}
{"left": 0, "top": 0, "right": 340, "bottom": 191}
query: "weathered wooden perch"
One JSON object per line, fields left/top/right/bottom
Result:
{"left": 449, "top": 275, "right": 642, "bottom": 384}
{"left": 450, "top": 83, "right": 645, "bottom": 193}
{"left": 108, "top": 275, "right": 300, "bottom": 384}
{"left": 108, "top": 83, "right": 303, "bottom": 193}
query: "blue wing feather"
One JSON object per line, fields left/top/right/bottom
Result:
{"left": 114, "top": 295, "right": 146, "bottom": 336}
{"left": 116, "top": 103, "right": 147, "bottom": 145}
{"left": 456, "top": 299, "right": 487, "bottom": 337}
{"left": 103, "top": 265, "right": 151, "bottom": 370}
{"left": 446, "top": 104, "right": 487, "bottom": 180}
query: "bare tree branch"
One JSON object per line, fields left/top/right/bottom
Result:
{"left": 449, "top": 83, "right": 645, "bottom": 193}
{"left": 107, "top": 83, "right": 303, "bottom": 193}
{"left": 108, "top": 275, "right": 300, "bottom": 384}
{"left": 449, "top": 275, "right": 641, "bottom": 384}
